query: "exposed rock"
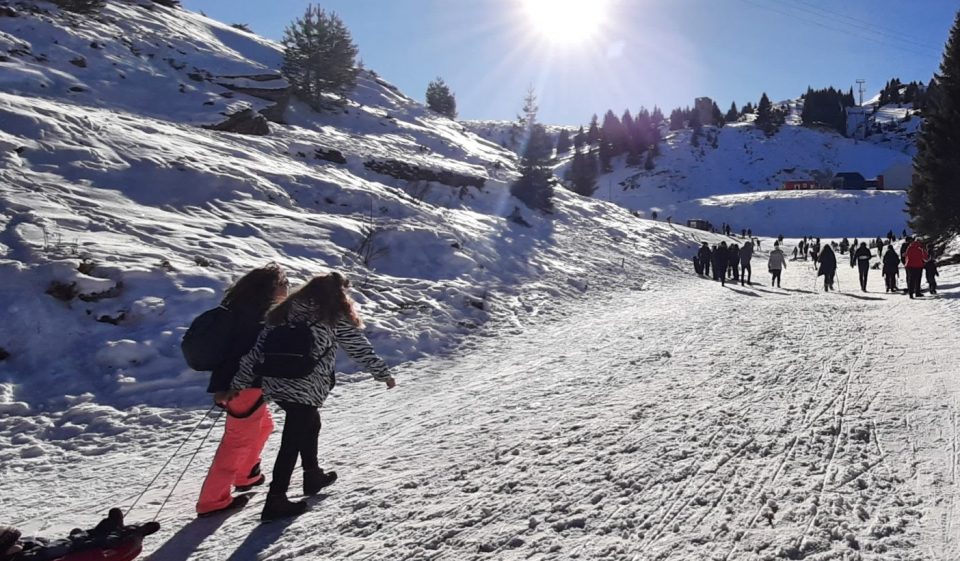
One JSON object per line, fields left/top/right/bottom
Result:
{"left": 364, "top": 159, "right": 485, "bottom": 189}
{"left": 213, "top": 74, "right": 289, "bottom": 123}
{"left": 69, "top": 56, "right": 87, "bottom": 67}
{"left": 0, "top": 5, "right": 18, "bottom": 17}
{"left": 204, "top": 108, "right": 269, "bottom": 136}
{"left": 315, "top": 148, "right": 347, "bottom": 164}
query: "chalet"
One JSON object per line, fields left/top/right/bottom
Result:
{"left": 686, "top": 218, "right": 713, "bottom": 231}
{"left": 782, "top": 180, "right": 819, "bottom": 191}
{"left": 831, "top": 172, "right": 885, "bottom": 190}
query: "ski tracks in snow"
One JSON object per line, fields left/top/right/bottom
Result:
{"left": 3, "top": 254, "right": 959, "bottom": 561}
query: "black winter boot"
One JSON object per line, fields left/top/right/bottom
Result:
{"left": 261, "top": 493, "right": 307, "bottom": 522}
{"left": 303, "top": 468, "right": 338, "bottom": 496}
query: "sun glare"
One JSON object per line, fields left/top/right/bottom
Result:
{"left": 521, "top": 0, "right": 609, "bottom": 43}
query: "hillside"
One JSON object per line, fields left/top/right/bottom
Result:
{"left": 467, "top": 97, "right": 920, "bottom": 237}
{"left": 0, "top": 0, "right": 696, "bottom": 414}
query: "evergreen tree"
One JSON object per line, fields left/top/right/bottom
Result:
{"left": 567, "top": 149, "right": 599, "bottom": 196}
{"left": 712, "top": 101, "right": 724, "bottom": 127}
{"left": 669, "top": 108, "right": 684, "bottom": 130}
{"left": 725, "top": 101, "right": 739, "bottom": 122}
{"left": 908, "top": 10, "right": 960, "bottom": 236}
{"left": 601, "top": 110, "right": 626, "bottom": 155}
{"left": 281, "top": 6, "right": 359, "bottom": 109}
{"left": 511, "top": 123, "right": 556, "bottom": 212}
{"left": 520, "top": 86, "right": 538, "bottom": 131}
{"left": 755, "top": 92, "right": 776, "bottom": 135}
{"left": 587, "top": 114, "right": 600, "bottom": 143}
{"left": 688, "top": 107, "right": 702, "bottom": 132}
{"left": 425, "top": 77, "right": 457, "bottom": 119}
{"left": 598, "top": 137, "right": 613, "bottom": 172}
{"left": 651, "top": 106, "right": 664, "bottom": 125}
{"left": 742, "top": 102, "right": 754, "bottom": 115}
{"left": 573, "top": 126, "right": 586, "bottom": 150}
{"left": 555, "top": 129, "right": 572, "bottom": 154}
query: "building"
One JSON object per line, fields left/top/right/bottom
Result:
{"left": 782, "top": 180, "right": 820, "bottom": 190}
{"left": 831, "top": 172, "right": 885, "bottom": 190}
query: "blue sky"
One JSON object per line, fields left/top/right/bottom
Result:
{"left": 182, "top": 0, "right": 958, "bottom": 126}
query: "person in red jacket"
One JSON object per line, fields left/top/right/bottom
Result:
{"left": 903, "top": 237, "right": 929, "bottom": 299}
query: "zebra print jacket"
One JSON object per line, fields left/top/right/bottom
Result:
{"left": 231, "top": 306, "right": 391, "bottom": 408}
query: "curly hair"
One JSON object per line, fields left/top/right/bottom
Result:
{"left": 221, "top": 263, "right": 288, "bottom": 317}
{"left": 266, "top": 271, "right": 362, "bottom": 328}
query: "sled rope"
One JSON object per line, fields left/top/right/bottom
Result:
{"left": 152, "top": 407, "right": 225, "bottom": 521}
{"left": 125, "top": 404, "right": 217, "bottom": 518}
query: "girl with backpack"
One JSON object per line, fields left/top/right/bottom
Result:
{"left": 230, "top": 272, "right": 396, "bottom": 521}
{"left": 195, "top": 264, "right": 289, "bottom": 517}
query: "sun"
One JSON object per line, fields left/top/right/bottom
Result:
{"left": 521, "top": 0, "right": 610, "bottom": 43}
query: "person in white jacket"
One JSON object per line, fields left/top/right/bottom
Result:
{"left": 768, "top": 242, "right": 787, "bottom": 287}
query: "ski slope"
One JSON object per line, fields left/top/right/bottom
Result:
{"left": 2, "top": 237, "right": 958, "bottom": 561}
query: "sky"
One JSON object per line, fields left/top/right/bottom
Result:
{"left": 181, "top": 0, "right": 959, "bottom": 127}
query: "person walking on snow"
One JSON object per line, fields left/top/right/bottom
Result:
{"left": 713, "top": 242, "right": 728, "bottom": 286}
{"left": 882, "top": 245, "right": 900, "bottom": 293}
{"left": 904, "top": 238, "right": 929, "bottom": 298}
{"left": 231, "top": 272, "right": 396, "bottom": 522}
{"left": 195, "top": 264, "right": 288, "bottom": 517}
{"left": 740, "top": 239, "right": 754, "bottom": 285}
{"left": 768, "top": 242, "right": 787, "bottom": 287}
{"left": 925, "top": 245, "right": 939, "bottom": 295}
{"left": 818, "top": 244, "right": 838, "bottom": 291}
{"left": 728, "top": 243, "right": 741, "bottom": 282}
{"left": 697, "top": 242, "right": 712, "bottom": 277}
{"left": 852, "top": 242, "right": 873, "bottom": 292}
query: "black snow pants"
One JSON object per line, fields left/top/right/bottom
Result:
{"left": 858, "top": 262, "right": 870, "bottom": 291}
{"left": 270, "top": 402, "right": 322, "bottom": 495}
{"left": 770, "top": 268, "right": 781, "bottom": 287}
{"left": 926, "top": 271, "right": 937, "bottom": 294}
{"left": 906, "top": 268, "right": 923, "bottom": 297}
{"left": 740, "top": 262, "right": 752, "bottom": 285}
{"left": 884, "top": 273, "right": 897, "bottom": 292}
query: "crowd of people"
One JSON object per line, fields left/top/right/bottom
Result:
{"left": 693, "top": 230, "right": 942, "bottom": 297}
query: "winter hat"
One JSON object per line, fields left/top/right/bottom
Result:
{"left": 0, "top": 526, "right": 22, "bottom": 559}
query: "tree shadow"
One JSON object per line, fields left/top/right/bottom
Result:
{"left": 146, "top": 516, "right": 229, "bottom": 561}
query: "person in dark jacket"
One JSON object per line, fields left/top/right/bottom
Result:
{"left": 196, "top": 264, "right": 289, "bottom": 517}
{"left": 740, "top": 239, "right": 754, "bottom": 285}
{"left": 713, "top": 242, "right": 728, "bottom": 286}
{"left": 728, "top": 243, "right": 740, "bottom": 281}
{"left": 852, "top": 242, "right": 873, "bottom": 291}
{"left": 925, "top": 245, "right": 939, "bottom": 294}
{"left": 697, "top": 242, "right": 712, "bottom": 277}
{"left": 882, "top": 245, "right": 900, "bottom": 293}
{"left": 231, "top": 272, "right": 396, "bottom": 521}
{"left": 818, "top": 244, "right": 837, "bottom": 291}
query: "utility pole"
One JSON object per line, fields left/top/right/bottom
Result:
{"left": 855, "top": 79, "right": 867, "bottom": 139}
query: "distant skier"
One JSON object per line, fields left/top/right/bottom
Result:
{"left": 230, "top": 272, "right": 397, "bottom": 521}
{"left": 925, "top": 244, "right": 939, "bottom": 295}
{"left": 713, "top": 242, "right": 728, "bottom": 286}
{"left": 698, "top": 242, "right": 712, "bottom": 277}
{"left": 852, "top": 242, "right": 873, "bottom": 291}
{"left": 818, "top": 244, "right": 837, "bottom": 291}
{"left": 904, "top": 238, "right": 929, "bottom": 298}
{"left": 882, "top": 245, "right": 900, "bottom": 293}
{"left": 876, "top": 236, "right": 884, "bottom": 258}
{"left": 768, "top": 242, "right": 787, "bottom": 288}
{"left": 740, "top": 239, "right": 754, "bottom": 285}
{"left": 792, "top": 246, "right": 798, "bottom": 260}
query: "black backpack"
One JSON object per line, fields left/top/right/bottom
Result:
{"left": 181, "top": 306, "right": 235, "bottom": 371}
{"left": 253, "top": 323, "right": 334, "bottom": 380}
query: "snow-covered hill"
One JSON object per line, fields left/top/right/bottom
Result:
{"left": 0, "top": 0, "right": 696, "bottom": 414}
{"left": 469, "top": 97, "right": 919, "bottom": 236}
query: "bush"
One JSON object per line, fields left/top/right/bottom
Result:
{"left": 281, "top": 5, "right": 359, "bottom": 109}
{"left": 231, "top": 23, "right": 252, "bottom": 32}
{"left": 55, "top": 0, "right": 104, "bottom": 13}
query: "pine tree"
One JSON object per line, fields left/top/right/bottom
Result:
{"left": 909, "top": 10, "right": 960, "bottom": 236}
{"left": 755, "top": 92, "right": 775, "bottom": 135}
{"left": 669, "top": 108, "right": 684, "bottom": 130}
{"left": 425, "top": 77, "right": 457, "bottom": 119}
{"left": 573, "top": 126, "right": 586, "bottom": 150}
{"left": 742, "top": 102, "right": 754, "bottom": 115}
{"left": 511, "top": 93, "right": 554, "bottom": 212}
{"left": 555, "top": 129, "right": 572, "bottom": 154}
{"left": 601, "top": 110, "right": 626, "bottom": 155}
{"left": 725, "top": 102, "right": 738, "bottom": 122}
{"left": 567, "top": 149, "right": 599, "bottom": 196}
{"left": 651, "top": 106, "right": 664, "bottom": 125}
{"left": 587, "top": 114, "right": 600, "bottom": 143}
{"left": 712, "top": 101, "right": 724, "bottom": 127}
{"left": 281, "top": 6, "right": 359, "bottom": 109}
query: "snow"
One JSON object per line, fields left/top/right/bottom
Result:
{"left": 0, "top": 2, "right": 957, "bottom": 561}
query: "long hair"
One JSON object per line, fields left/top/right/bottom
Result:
{"left": 266, "top": 271, "right": 362, "bottom": 328}
{"left": 222, "top": 263, "right": 287, "bottom": 317}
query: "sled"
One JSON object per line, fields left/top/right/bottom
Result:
{"left": 14, "top": 510, "right": 159, "bottom": 561}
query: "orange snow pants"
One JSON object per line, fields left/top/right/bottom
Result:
{"left": 195, "top": 389, "right": 274, "bottom": 515}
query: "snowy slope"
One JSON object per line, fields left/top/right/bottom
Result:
{"left": 0, "top": 2, "right": 696, "bottom": 414}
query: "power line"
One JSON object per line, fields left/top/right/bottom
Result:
{"left": 736, "top": 0, "right": 941, "bottom": 59}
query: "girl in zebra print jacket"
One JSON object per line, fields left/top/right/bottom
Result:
{"left": 230, "top": 271, "right": 395, "bottom": 521}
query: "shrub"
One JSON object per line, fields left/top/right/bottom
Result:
{"left": 281, "top": 5, "right": 359, "bottom": 109}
